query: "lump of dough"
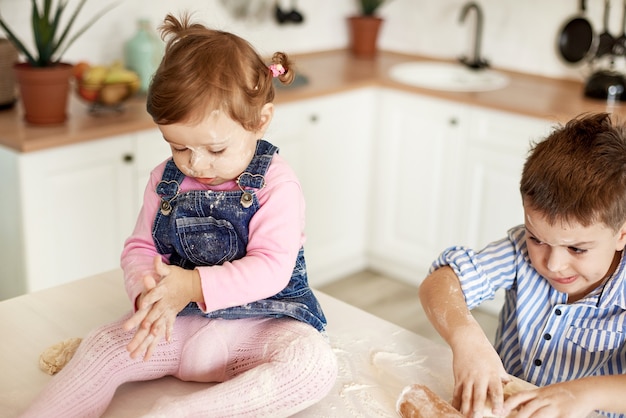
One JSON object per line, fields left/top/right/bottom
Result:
{"left": 397, "top": 384, "right": 463, "bottom": 418}
{"left": 39, "top": 337, "right": 82, "bottom": 375}
{"left": 398, "top": 377, "right": 537, "bottom": 418}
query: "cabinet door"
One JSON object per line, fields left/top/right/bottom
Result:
{"left": 368, "top": 89, "right": 468, "bottom": 283}
{"left": 133, "top": 128, "right": 171, "bottom": 217}
{"left": 19, "top": 136, "right": 135, "bottom": 292}
{"left": 463, "top": 108, "right": 553, "bottom": 249}
{"left": 462, "top": 108, "right": 552, "bottom": 315}
{"left": 269, "top": 89, "right": 377, "bottom": 286}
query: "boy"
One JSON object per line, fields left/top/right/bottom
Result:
{"left": 419, "top": 112, "right": 626, "bottom": 418}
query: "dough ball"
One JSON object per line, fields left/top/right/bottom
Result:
{"left": 39, "top": 337, "right": 82, "bottom": 375}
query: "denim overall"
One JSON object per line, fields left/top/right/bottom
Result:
{"left": 152, "top": 140, "right": 327, "bottom": 332}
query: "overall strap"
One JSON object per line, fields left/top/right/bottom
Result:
{"left": 156, "top": 159, "right": 184, "bottom": 199}
{"left": 156, "top": 140, "right": 278, "bottom": 192}
{"left": 237, "top": 140, "right": 278, "bottom": 189}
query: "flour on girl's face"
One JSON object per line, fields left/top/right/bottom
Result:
{"left": 158, "top": 109, "right": 258, "bottom": 186}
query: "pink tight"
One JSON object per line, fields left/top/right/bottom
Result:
{"left": 21, "top": 314, "right": 337, "bottom": 418}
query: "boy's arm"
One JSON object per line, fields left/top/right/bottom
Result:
{"left": 503, "top": 374, "right": 626, "bottom": 417}
{"left": 419, "top": 266, "right": 510, "bottom": 417}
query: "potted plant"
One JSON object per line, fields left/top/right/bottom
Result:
{"left": 348, "top": 0, "right": 388, "bottom": 58}
{"left": 0, "top": 0, "right": 116, "bottom": 125}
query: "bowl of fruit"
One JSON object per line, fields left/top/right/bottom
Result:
{"left": 73, "top": 61, "right": 141, "bottom": 113}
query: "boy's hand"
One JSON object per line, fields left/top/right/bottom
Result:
{"left": 502, "top": 380, "right": 593, "bottom": 418}
{"left": 450, "top": 334, "right": 509, "bottom": 417}
{"left": 123, "top": 256, "right": 202, "bottom": 360}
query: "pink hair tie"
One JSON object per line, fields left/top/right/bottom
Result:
{"left": 269, "top": 63, "right": 286, "bottom": 77}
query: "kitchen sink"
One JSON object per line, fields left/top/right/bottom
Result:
{"left": 388, "top": 61, "right": 509, "bottom": 92}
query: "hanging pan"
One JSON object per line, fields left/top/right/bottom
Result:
{"left": 557, "top": 0, "right": 596, "bottom": 64}
{"left": 596, "top": 0, "right": 615, "bottom": 57}
{"left": 612, "top": 0, "right": 626, "bottom": 55}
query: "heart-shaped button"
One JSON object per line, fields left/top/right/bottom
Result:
{"left": 156, "top": 179, "right": 180, "bottom": 197}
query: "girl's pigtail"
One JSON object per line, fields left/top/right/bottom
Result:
{"left": 269, "top": 52, "right": 295, "bottom": 85}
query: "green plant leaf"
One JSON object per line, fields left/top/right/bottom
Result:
{"left": 0, "top": 17, "right": 37, "bottom": 65}
{"left": 360, "top": 0, "right": 385, "bottom": 16}
{"left": 0, "top": 0, "right": 119, "bottom": 67}
{"left": 50, "top": 0, "right": 85, "bottom": 62}
{"left": 54, "top": 1, "right": 121, "bottom": 64}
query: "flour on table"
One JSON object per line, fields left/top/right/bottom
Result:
{"left": 294, "top": 330, "right": 454, "bottom": 417}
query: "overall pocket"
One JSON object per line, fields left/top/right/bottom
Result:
{"left": 176, "top": 216, "right": 239, "bottom": 266}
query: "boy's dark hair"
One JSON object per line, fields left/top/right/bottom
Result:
{"left": 520, "top": 112, "right": 626, "bottom": 232}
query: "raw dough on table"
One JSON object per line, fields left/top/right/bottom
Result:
{"left": 39, "top": 337, "right": 82, "bottom": 375}
{"left": 397, "top": 376, "right": 537, "bottom": 418}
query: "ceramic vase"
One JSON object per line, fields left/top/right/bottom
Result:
{"left": 125, "top": 19, "right": 164, "bottom": 94}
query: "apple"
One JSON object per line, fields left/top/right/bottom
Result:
{"left": 78, "top": 85, "right": 99, "bottom": 102}
{"left": 72, "top": 61, "right": 91, "bottom": 81}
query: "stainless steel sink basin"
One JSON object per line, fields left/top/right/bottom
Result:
{"left": 389, "top": 61, "right": 509, "bottom": 92}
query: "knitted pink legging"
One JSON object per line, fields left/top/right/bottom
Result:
{"left": 20, "top": 314, "right": 337, "bottom": 418}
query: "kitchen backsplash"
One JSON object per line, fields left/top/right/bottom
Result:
{"left": 0, "top": 0, "right": 621, "bottom": 81}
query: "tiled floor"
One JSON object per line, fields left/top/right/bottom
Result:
{"left": 318, "top": 269, "right": 500, "bottom": 345}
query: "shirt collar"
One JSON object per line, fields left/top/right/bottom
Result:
{"left": 594, "top": 251, "right": 626, "bottom": 310}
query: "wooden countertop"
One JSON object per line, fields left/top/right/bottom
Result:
{"left": 1, "top": 49, "right": 623, "bottom": 153}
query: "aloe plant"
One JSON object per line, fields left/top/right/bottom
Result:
{"left": 0, "top": 0, "right": 117, "bottom": 67}
{"left": 359, "top": 0, "right": 387, "bottom": 16}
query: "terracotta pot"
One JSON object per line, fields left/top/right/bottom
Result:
{"left": 0, "top": 39, "right": 18, "bottom": 110}
{"left": 14, "top": 62, "right": 73, "bottom": 125}
{"left": 347, "top": 16, "right": 384, "bottom": 58}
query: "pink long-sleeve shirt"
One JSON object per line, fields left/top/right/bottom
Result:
{"left": 120, "top": 152, "right": 306, "bottom": 313}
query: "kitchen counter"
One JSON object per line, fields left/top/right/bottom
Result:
{"left": 1, "top": 49, "right": 623, "bottom": 153}
{"left": 0, "top": 268, "right": 455, "bottom": 417}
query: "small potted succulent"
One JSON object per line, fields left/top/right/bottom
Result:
{"left": 348, "top": 0, "right": 389, "bottom": 58}
{"left": 0, "top": 0, "right": 116, "bottom": 124}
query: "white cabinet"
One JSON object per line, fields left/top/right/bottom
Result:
{"left": 461, "top": 108, "right": 552, "bottom": 314}
{"left": 0, "top": 129, "right": 169, "bottom": 299}
{"left": 368, "top": 89, "right": 552, "bottom": 305}
{"left": 268, "top": 89, "right": 377, "bottom": 286}
{"left": 0, "top": 86, "right": 554, "bottom": 304}
{"left": 0, "top": 89, "right": 377, "bottom": 298}
{"left": 133, "top": 129, "right": 172, "bottom": 214}
{"left": 462, "top": 107, "right": 552, "bottom": 250}
{"left": 368, "top": 89, "right": 470, "bottom": 281}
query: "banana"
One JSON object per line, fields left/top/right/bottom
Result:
{"left": 82, "top": 65, "right": 108, "bottom": 86}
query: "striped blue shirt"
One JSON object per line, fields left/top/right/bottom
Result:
{"left": 431, "top": 225, "right": 626, "bottom": 418}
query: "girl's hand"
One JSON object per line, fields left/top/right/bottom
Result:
{"left": 123, "top": 256, "right": 201, "bottom": 360}
{"left": 450, "top": 335, "right": 510, "bottom": 417}
{"left": 502, "top": 380, "right": 594, "bottom": 418}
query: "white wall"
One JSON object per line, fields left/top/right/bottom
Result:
{"left": 0, "top": 0, "right": 621, "bottom": 81}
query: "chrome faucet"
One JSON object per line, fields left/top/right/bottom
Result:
{"left": 459, "top": 2, "right": 489, "bottom": 69}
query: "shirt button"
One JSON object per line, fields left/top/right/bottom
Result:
{"left": 534, "top": 359, "right": 542, "bottom": 366}
{"left": 543, "top": 333, "right": 552, "bottom": 340}
{"left": 555, "top": 308, "right": 562, "bottom": 315}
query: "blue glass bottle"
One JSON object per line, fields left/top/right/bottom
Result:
{"left": 124, "top": 19, "right": 163, "bottom": 94}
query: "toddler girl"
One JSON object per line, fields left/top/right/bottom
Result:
{"left": 21, "top": 13, "right": 337, "bottom": 418}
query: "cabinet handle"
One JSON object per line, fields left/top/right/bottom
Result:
{"left": 122, "top": 153, "right": 134, "bottom": 163}
{"left": 449, "top": 117, "right": 458, "bottom": 126}
{"left": 310, "top": 114, "right": 318, "bottom": 123}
